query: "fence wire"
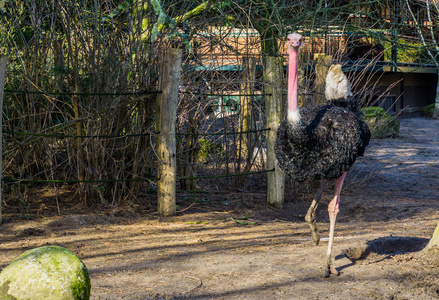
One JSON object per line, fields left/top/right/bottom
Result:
{"left": 0, "top": 0, "right": 436, "bottom": 206}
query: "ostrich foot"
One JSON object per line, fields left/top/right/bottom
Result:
{"left": 323, "top": 256, "right": 339, "bottom": 278}
{"left": 305, "top": 210, "right": 320, "bottom": 245}
{"left": 323, "top": 264, "right": 339, "bottom": 278}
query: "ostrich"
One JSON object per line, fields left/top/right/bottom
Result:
{"left": 274, "top": 33, "right": 370, "bottom": 278}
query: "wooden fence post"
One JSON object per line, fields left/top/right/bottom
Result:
{"left": 264, "top": 56, "right": 285, "bottom": 208}
{"left": 0, "top": 56, "right": 8, "bottom": 224}
{"left": 157, "top": 47, "right": 182, "bottom": 217}
{"left": 314, "top": 53, "right": 333, "bottom": 105}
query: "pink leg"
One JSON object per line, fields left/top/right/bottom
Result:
{"left": 324, "top": 171, "right": 347, "bottom": 278}
{"left": 305, "top": 179, "right": 328, "bottom": 245}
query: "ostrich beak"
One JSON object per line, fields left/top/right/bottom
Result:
{"left": 287, "top": 33, "right": 303, "bottom": 49}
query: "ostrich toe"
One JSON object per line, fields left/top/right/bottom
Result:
{"left": 323, "top": 256, "right": 340, "bottom": 278}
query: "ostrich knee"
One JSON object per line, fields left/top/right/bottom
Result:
{"left": 323, "top": 195, "right": 341, "bottom": 277}
{"left": 327, "top": 198, "right": 340, "bottom": 223}
{"left": 305, "top": 200, "right": 320, "bottom": 245}
{"left": 326, "top": 195, "right": 340, "bottom": 256}
{"left": 323, "top": 173, "right": 346, "bottom": 277}
{"left": 305, "top": 180, "right": 327, "bottom": 246}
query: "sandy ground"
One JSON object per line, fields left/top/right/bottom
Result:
{"left": 0, "top": 117, "right": 439, "bottom": 299}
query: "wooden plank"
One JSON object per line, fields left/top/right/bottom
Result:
{"left": 157, "top": 48, "right": 182, "bottom": 217}
{"left": 264, "top": 56, "right": 285, "bottom": 208}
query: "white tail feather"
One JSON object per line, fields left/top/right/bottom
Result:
{"left": 325, "top": 64, "right": 353, "bottom": 100}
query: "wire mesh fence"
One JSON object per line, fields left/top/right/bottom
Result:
{"left": 0, "top": 0, "right": 438, "bottom": 211}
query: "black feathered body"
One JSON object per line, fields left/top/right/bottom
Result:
{"left": 275, "top": 104, "right": 370, "bottom": 182}
{"left": 327, "top": 96, "right": 358, "bottom": 112}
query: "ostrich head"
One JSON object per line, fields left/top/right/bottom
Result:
{"left": 286, "top": 33, "right": 303, "bottom": 50}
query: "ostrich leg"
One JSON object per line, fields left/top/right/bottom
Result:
{"left": 305, "top": 179, "right": 328, "bottom": 245}
{"left": 324, "top": 171, "right": 347, "bottom": 278}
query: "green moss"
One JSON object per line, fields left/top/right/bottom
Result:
{"left": 360, "top": 106, "right": 399, "bottom": 138}
{"left": 0, "top": 246, "right": 91, "bottom": 300}
{"left": 383, "top": 38, "right": 430, "bottom": 64}
{"left": 420, "top": 103, "right": 435, "bottom": 117}
{"left": 71, "top": 265, "right": 91, "bottom": 300}
{"left": 198, "top": 139, "right": 224, "bottom": 162}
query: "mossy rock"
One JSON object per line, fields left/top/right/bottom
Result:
{"left": 424, "top": 223, "right": 439, "bottom": 260}
{"left": 420, "top": 103, "right": 435, "bottom": 117}
{"left": 360, "top": 106, "right": 399, "bottom": 138}
{"left": 0, "top": 246, "right": 91, "bottom": 300}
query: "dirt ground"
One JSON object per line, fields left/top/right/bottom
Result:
{"left": 1, "top": 116, "right": 439, "bottom": 299}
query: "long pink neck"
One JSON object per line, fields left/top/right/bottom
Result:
{"left": 287, "top": 47, "right": 300, "bottom": 123}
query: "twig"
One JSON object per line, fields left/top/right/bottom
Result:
{"left": 230, "top": 217, "right": 257, "bottom": 225}
{"left": 183, "top": 275, "right": 203, "bottom": 295}
{"left": 176, "top": 202, "right": 197, "bottom": 213}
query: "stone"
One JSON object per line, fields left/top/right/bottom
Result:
{"left": 420, "top": 103, "right": 435, "bottom": 117}
{"left": 0, "top": 245, "right": 91, "bottom": 300}
{"left": 424, "top": 223, "right": 439, "bottom": 259}
{"left": 360, "top": 106, "right": 400, "bottom": 138}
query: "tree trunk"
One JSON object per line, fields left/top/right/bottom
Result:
{"left": 179, "top": 115, "right": 200, "bottom": 191}
{"left": 0, "top": 56, "right": 8, "bottom": 224}
{"left": 238, "top": 56, "right": 256, "bottom": 166}
{"left": 314, "top": 53, "right": 333, "bottom": 106}
{"left": 157, "top": 47, "right": 182, "bottom": 216}
{"left": 264, "top": 56, "right": 285, "bottom": 208}
{"left": 433, "top": 77, "right": 439, "bottom": 119}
